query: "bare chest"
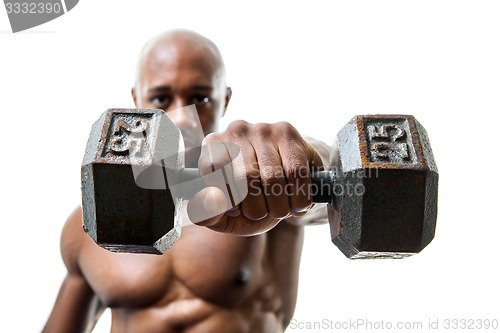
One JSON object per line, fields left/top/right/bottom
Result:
{"left": 79, "top": 226, "right": 268, "bottom": 308}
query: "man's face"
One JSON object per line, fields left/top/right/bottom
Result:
{"left": 133, "top": 42, "right": 230, "bottom": 166}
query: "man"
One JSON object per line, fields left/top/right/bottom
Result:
{"left": 44, "top": 29, "right": 329, "bottom": 333}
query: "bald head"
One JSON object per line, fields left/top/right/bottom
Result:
{"left": 134, "top": 29, "right": 227, "bottom": 104}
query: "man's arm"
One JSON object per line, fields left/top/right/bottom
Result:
{"left": 43, "top": 207, "right": 104, "bottom": 333}
{"left": 188, "top": 121, "right": 331, "bottom": 233}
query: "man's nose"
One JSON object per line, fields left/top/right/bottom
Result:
{"left": 165, "top": 98, "right": 196, "bottom": 127}
{"left": 165, "top": 101, "right": 204, "bottom": 147}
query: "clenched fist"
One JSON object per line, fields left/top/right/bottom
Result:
{"left": 187, "top": 120, "right": 324, "bottom": 235}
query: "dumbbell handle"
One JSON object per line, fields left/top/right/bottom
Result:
{"left": 178, "top": 168, "right": 335, "bottom": 204}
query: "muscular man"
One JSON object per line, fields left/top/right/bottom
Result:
{"left": 43, "top": 29, "right": 329, "bottom": 333}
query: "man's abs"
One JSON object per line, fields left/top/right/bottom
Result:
{"left": 109, "top": 286, "right": 285, "bottom": 333}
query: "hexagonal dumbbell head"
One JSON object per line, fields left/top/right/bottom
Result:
{"left": 329, "top": 115, "right": 438, "bottom": 259}
{"left": 81, "top": 109, "right": 183, "bottom": 254}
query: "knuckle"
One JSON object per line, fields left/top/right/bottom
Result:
{"left": 227, "top": 120, "right": 249, "bottom": 134}
{"left": 259, "top": 165, "right": 283, "bottom": 185}
{"left": 246, "top": 169, "right": 261, "bottom": 184}
{"left": 254, "top": 123, "right": 273, "bottom": 137}
{"left": 275, "top": 121, "right": 298, "bottom": 138}
{"left": 284, "top": 162, "right": 309, "bottom": 180}
{"left": 202, "top": 132, "right": 221, "bottom": 144}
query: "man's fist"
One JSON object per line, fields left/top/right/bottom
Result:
{"left": 187, "top": 120, "right": 324, "bottom": 236}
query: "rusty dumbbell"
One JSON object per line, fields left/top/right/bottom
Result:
{"left": 81, "top": 109, "right": 438, "bottom": 258}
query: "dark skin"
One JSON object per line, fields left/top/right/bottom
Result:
{"left": 43, "top": 30, "right": 328, "bottom": 333}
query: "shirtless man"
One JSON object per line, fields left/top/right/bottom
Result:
{"left": 43, "top": 29, "right": 329, "bottom": 333}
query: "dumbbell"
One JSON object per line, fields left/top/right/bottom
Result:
{"left": 81, "top": 109, "right": 438, "bottom": 259}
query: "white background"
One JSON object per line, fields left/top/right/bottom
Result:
{"left": 1, "top": 1, "right": 499, "bottom": 332}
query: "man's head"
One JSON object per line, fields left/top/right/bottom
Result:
{"left": 132, "top": 29, "right": 232, "bottom": 146}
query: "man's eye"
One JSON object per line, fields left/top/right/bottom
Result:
{"left": 193, "top": 95, "right": 210, "bottom": 105}
{"left": 151, "top": 96, "right": 170, "bottom": 108}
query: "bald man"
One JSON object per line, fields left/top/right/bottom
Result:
{"left": 43, "top": 29, "right": 329, "bottom": 333}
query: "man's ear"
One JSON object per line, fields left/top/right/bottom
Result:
{"left": 222, "top": 86, "right": 232, "bottom": 117}
{"left": 131, "top": 87, "right": 138, "bottom": 107}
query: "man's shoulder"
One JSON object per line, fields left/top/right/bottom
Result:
{"left": 60, "top": 206, "right": 86, "bottom": 274}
